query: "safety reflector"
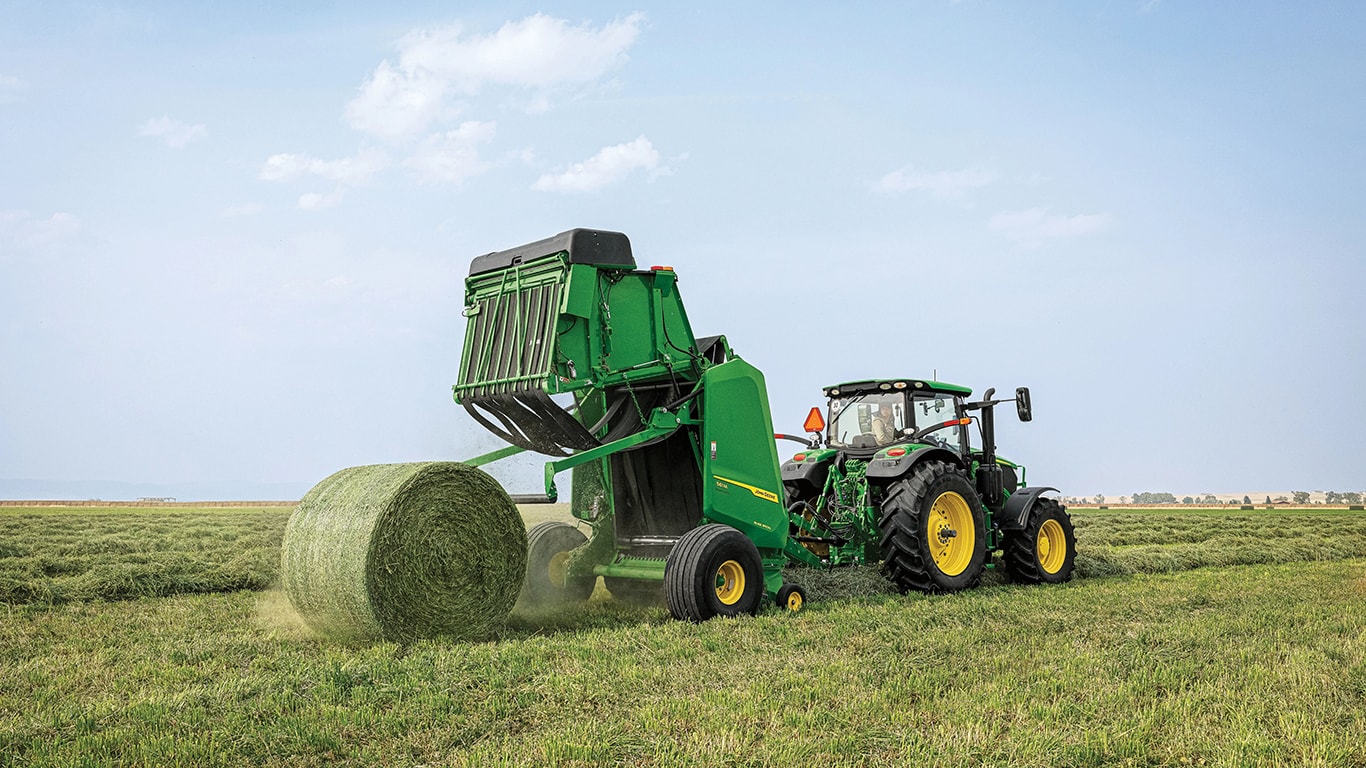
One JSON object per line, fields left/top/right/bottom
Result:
{"left": 650, "top": 265, "right": 674, "bottom": 271}
{"left": 803, "top": 407, "right": 826, "bottom": 433}
{"left": 888, "top": 448, "right": 906, "bottom": 457}
{"left": 794, "top": 453, "right": 807, "bottom": 462}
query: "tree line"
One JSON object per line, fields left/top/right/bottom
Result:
{"left": 1063, "top": 491, "right": 1364, "bottom": 505}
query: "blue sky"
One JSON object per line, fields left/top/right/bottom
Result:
{"left": 2, "top": 2, "right": 1363, "bottom": 500}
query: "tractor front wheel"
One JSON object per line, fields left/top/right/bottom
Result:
{"left": 878, "top": 461, "right": 988, "bottom": 593}
{"left": 1002, "top": 498, "right": 1077, "bottom": 584}
{"left": 519, "top": 521, "right": 595, "bottom": 608}
{"left": 665, "top": 524, "right": 765, "bottom": 621}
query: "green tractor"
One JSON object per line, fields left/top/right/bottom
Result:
{"left": 778, "top": 379, "right": 1076, "bottom": 594}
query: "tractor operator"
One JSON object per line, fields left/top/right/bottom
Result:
{"left": 872, "top": 403, "right": 898, "bottom": 445}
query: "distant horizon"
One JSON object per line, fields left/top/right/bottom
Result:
{"left": 2, "top": 477, "right": 1360, "bottom": 506}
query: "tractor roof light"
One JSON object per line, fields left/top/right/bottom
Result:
{"left": 794, "top": 453, "right": 807, "bottom": 462}
{"left": 650, "top": 265, "right": 674, "bottom": 271}
{"left": 803, "top": 407, "right": 826, "bottom": 433}
{"left": 887, "top": 448, "right": 907, "bottom": 457}
{"left": 878, "top": 383, "right": 891, "bottom": 390}
{"left": 893, "top": 381, "right": 907, "bottom": 389}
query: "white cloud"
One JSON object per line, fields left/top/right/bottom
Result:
{"left": 876, "top": 165, "right": 1000, "bottom": 199}
{"left": 532, "top": 136, "right": 661, "bottom": 193}
{"left": 138, "top": 116, "right": 208, "bottom": 148}
{"left": 297, "top": 189, "right": 347, "bottom": 211}
{"left": 345, "top": 61, "right": 451, "bottom": 140}
{"left": 0, "top": 210, "right": 81, "bottom": 252}
{"left": 989, "top": 207, "right": 1113, "bottom": 249}
{"left": 345, "top": 12, "right": 643, "bottom": 138}
{"left": 259, "top": 149, "right": 389, "bottom": 185}
{"left": 404, "top": 121, "right": 496, "bottom": 184}
{"left": 259, "top": 150, "right": 387, "bottom": 211}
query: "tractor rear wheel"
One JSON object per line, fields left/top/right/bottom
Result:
{"left": 878, "top": 461, "right": 987, "bottom": 593}
{"left": 519, "top": 522, "right": 595, "bottom": 608}
{"left": 665, "top": 524, "right": 765, "bottom": 621}
{"left": 1002, "top": 498, "right": 1076, "bottom": 584}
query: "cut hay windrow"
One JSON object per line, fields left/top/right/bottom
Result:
{"left": 281, "top": 462, "right": 526, "bottom": 643}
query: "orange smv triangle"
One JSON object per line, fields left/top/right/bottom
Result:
{"left": 803, "top": 407, "right": 826, "bottom": 434}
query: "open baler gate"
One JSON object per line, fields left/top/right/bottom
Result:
{"left": 453, "top": 229, "right": 811, "bottom": 606}
{"left": 454, "top": 228, "right": 709, "bottom": 456}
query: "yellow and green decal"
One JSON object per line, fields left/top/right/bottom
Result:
{"left": 712, "top": 474, "right": 781, "bottom": 505}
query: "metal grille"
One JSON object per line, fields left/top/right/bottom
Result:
{"left": 455, "top": 273, "right": 563, "bottom": 400}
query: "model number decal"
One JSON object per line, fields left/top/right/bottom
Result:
{"left": 712, "top": 474, "right": 780, "bottom": 504}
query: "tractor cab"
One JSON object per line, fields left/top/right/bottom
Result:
{"left": 818, "top": 379, "right": 972, "bottom": 458}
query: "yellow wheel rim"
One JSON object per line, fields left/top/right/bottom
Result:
{"left": 927, "top": 491, "right": 975, "bottom": 576}
{"left": 715, "top": 560, "right": 746, "bottom": 605}
{"left": 1037, "top": 519, "right": 1067, "bottom": 574}
{"left": 548, "top": 551, "right": 571, "bottom": 588}
{"left": 786, "top": 591, "right": 803, "bottom": 612}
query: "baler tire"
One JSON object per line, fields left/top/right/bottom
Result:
{"left": 1002, "top": 498, "right": 1076, "bottom": 585}
{"left": 604, "top": 577, "right": 663, "bottom": 607}
{"left": 878, "top": 461, "right": 987, "bottom": 594}
{"left": 664, "top": 524, "right": 765, "bottom": 622}
{"left": 777, "top": 583, "right": 806, "bottom": 613}
{"left": 519, "top": 522, "right": 595, "bottom": 608}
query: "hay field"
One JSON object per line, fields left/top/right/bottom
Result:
{"left": 0, "top": 505, "right": 1363, "bottom": 766}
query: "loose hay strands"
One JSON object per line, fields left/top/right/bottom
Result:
{"left": 281, "top": 462, "right": 526, "bottom": 643}
{"left": 0, "top": 508, "right": 287, "bottom": 604}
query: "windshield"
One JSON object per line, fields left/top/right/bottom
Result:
{"left": 909, "top": 393, "right": 965, "bottom": 448}
{"left": 827, "top": 393, "right": 906, "bottom": 449}
{"left": 826, "top": 391, "right": 966, "bottom": 451}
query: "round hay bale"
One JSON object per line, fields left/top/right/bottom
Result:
{"left": 281, "top": 462, "right": 526, "bottom": 642}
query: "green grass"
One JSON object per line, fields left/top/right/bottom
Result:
{"left": 0, "top": 507, "right": 288, "bottom": 603}
{"left": 0, "top": 560, "right": 1362, "bottom": 766}
{"left": 0, "top": 506, "right": 1364, "bottom": 764}
{"left": 1074, "top": 511, "right": 1366, "bottom": 578}
{"left": 0, "top": 504, "right": 578, "bottom": 606}
{"left": 5, "top": 504, "right": 1366, "bottom": 607}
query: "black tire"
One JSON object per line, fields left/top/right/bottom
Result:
{"left": 604, "top": 576, "right": 663, "bottom": 607}
{"left": 878, "top": 461, "right": 988, "bottom": 593}
{"left": 519, "top": 522, "right": 595, "bottom": 608}
{"left": 664, "top": 524, "right": 765, "bottom": 622}
{"left": 776, "top": 583, "right": 806, "bottom": 613}
{"left": 1002, "top": 498, "right": 1076, "bottom": 584}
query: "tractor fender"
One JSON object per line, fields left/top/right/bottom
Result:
{"left": 779, "top": 456, "right": 831, "bottom": 499}
{"left": 996, "top": 486, "right": 1060, "bottom": 531}
{"left": 864, "top": 446, "right": 964, "bottom": 483}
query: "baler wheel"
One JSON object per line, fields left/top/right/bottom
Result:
{"left": 777, "top": 583, "right": 806, "bottom": 613}
{"left": 1002, "top": 498, "right": 1077, "bottom": 584}
{"left": 519, "top": 522, "right": 595, "bottom": 608}
{"left": 878, "top": 461, "right": 987, "bottom": 593}
{"left": 664, "top": 524, "right": 764, "bottom": 621}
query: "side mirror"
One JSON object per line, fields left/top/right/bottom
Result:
{"left": 1015, "top": 387, "right": 1032, "bottom": 422}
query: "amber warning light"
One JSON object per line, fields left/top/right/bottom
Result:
{"left": 803, "top": 407, "right": 825, "bottom": 433}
